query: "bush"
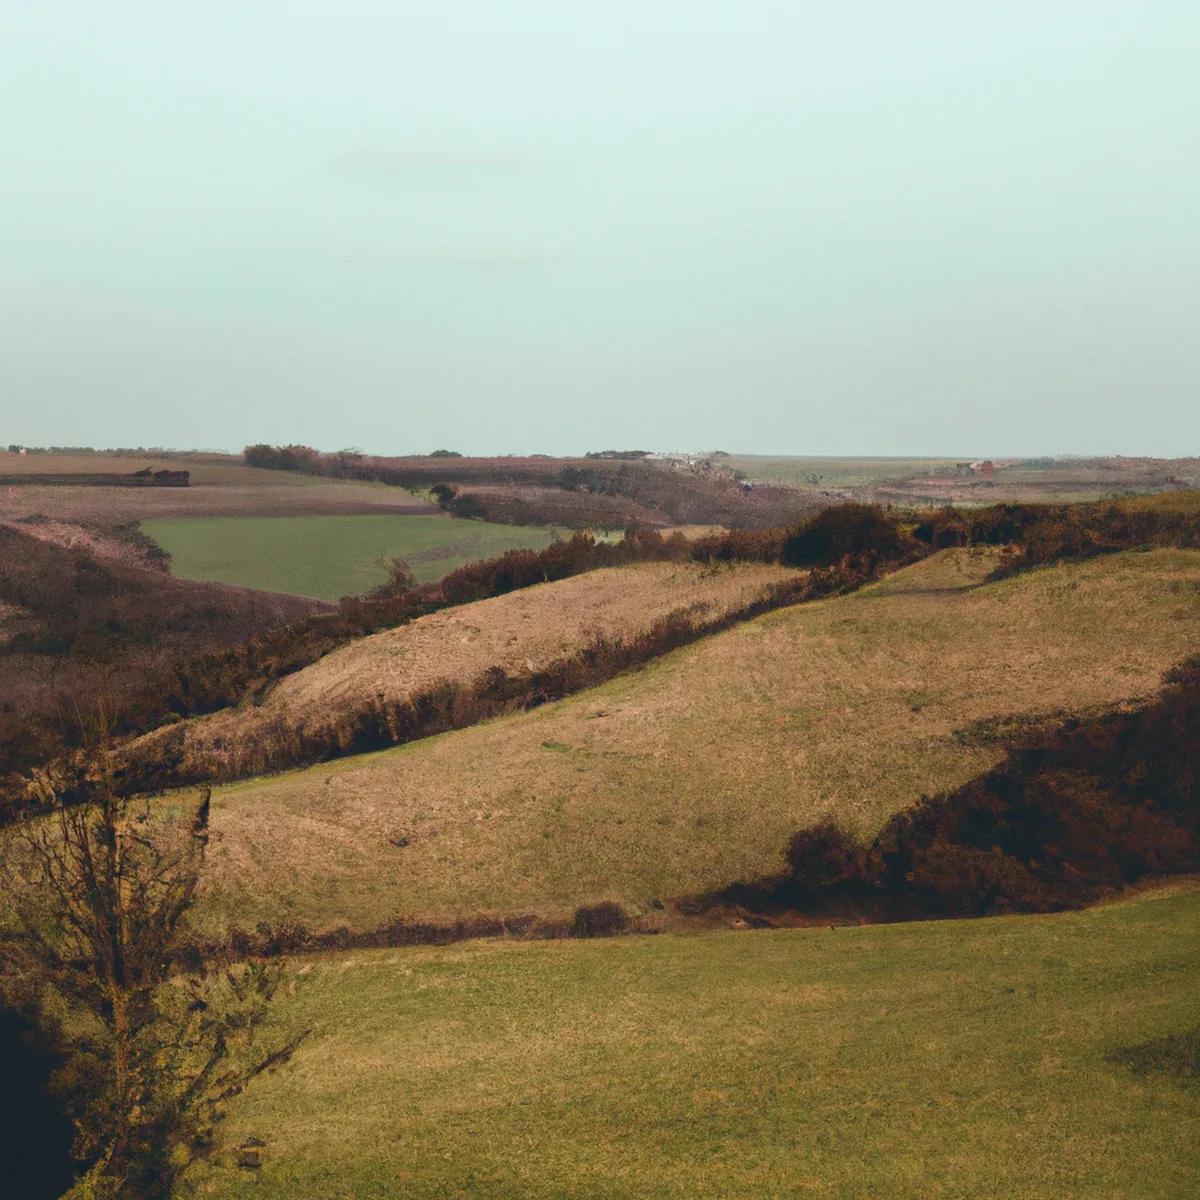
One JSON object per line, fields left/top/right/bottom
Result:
{"left": 569, "top": 902, "right": 630, "bottom": 938}
{"left": 782, "top": 504, "right": 909, "bottom": 567}
{"left": 783, "top": 823, "right": 880, "bottom": 899}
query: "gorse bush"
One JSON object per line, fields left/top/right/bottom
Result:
{"left": 569, "top": 903, "right": 631, "bottom": 938}
{"left": 781, "top": 503, "right": 913, "bottom": 567}
{"left": 913, "top": 500, "right": 1200, "bottom": 573}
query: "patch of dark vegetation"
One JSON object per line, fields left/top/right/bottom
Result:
{"left": 0, "top": 523, "right": 327, "bottom": 805}
{"left": 0, "top": 1008, "right": 75, "bottom": 1200}
{"left": 427, "top": 482, "right": 491, "bottom": 520}
{"left": 781, "top": 502, "right": 914, "bottom": 567}
{"left": 175, "top": 902, "right": 664, "bottom": 966}
{"left": 710, "top": 654, "right": 1200, "bottom": 922}
{"left": 569, "top": 902, "right": 631, "bottom": 938}
{"left": 913, "top": 499, "right": 1200, "bottom": 575}
{"left": 0, "top": 469, "right": 190, "bottom": 487}
{"left": 1107, "top": 1026, "right": 1200, "bottom": 1088}
{"left": 181, "top": 912, "right": 589, "bottom": 964}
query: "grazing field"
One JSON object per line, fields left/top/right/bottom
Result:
{"left": 0, "top": 452, "right": 436, "bottom": 521}
{"left": 183, "top": 884, "right": 1200, "bottom": 1199}
{"left": 141, "top": 514, "right": 561, "bottom": 600}
{"left": 128, "top": 561, "right": 798, "bottom": 779}
{"left": 722, "top": 455, "right": 959, "bottom": 489}
{"left": 192, "top": 547, "right": 1200, "bottom": 935}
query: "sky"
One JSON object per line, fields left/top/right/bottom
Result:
{"left": 2, "top": 1, "right": 1199, "bottom": 457}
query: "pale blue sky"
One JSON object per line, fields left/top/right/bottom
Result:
{"left": 2, "top": 2, "right": 1198, "bottom": 456}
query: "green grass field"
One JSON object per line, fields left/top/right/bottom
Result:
{"left": 183, "top": 883, "right": 1200, "bottom": 1199}
{"left": 721, "top": 456, "right": 959, "bottom": 488}
{"left": 140, "top": 515, "right": 561, "bottom": 601}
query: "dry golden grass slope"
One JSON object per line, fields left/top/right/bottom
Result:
{"left": 130, "top": 562, "right": 796, "bottom": 779}
{"left": 193, "top": 548, "right": 1200, "bottom": 936}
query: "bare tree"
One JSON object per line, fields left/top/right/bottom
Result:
{"left": 0, "top": 718, "right": 303, "bottom": 1198}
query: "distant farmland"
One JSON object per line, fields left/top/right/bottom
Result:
{"left": 141, "top": 514, "right": 561, "bottom": 601}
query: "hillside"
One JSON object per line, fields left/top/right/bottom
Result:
{"left": 125, "top": 561, "right": 799, "bottom": 782}
{"left": 190, "top": 546, "right": 1200, "bottom": 936}
{"left": 0, "top": 521, "right": 330, "bottom": 789}
{"left": 239, "top": 449, "right": 828, "bottom": 529}
{"left": 183, "top": 884, "right": 1200, "bottom": 1198}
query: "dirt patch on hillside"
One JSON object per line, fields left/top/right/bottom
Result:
{"left": 126, "top": 562, "right": 798, "bottom": 781}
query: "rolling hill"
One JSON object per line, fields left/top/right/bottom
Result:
{"left": 126, "top": 561, "right": 799, "bottom": 782}
{"left": 189, "top": 546, "right": 1200, "bottom": 937}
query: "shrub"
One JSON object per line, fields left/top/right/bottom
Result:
{"left": 781, "top": 504, "right": 909, "bottom": 567}
{"left": 569, "top": 902, "right": 630, "bottom": 938}
{"left": 783, "top": 823, "right": 880, "bottom": 900}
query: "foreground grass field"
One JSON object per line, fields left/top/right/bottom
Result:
{"left": 192, "top": 547, "right": 1200, "bottom": 934}
{"left": 184, "top": 884, "right": 1200, "bottom": 1199}
{"left": 141, "top": 514, "right": 560, "bottom": 600}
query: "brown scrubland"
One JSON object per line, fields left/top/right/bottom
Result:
{"left": 0, "top": 522, "right": 329, "bottom": 789}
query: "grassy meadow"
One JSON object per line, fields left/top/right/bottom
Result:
{"left": 141, "top": 514, "right": 561, "bottom": 601}
{"left": 721, "top": 455, "right": 957, "bottom": 489}
{"left": 192, "top": 547, "right": 1200, "bottom": 935}
{"left": 184, "top": 883, "right": 1200, "bottom": 1199}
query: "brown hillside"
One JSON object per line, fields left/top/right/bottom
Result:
{"left": 125, "top": 561, "right": 797, "bottom": 781}
{"left": 0, "top": 522, "right": 330, "bottom": 789}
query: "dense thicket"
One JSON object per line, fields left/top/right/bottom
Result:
{"left": 719, "top": 654, "right": 1200, "bottom": 921}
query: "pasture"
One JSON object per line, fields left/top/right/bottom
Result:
{"left": 183, "top": 883, "right": 1200, "bottom": 1199}
{"left": 192, "top": 547, "right": 1200, "bottom": 935}
{"left": 140, "top": 514, "right": 561, "bottom": 601}
{"left": 723, "top": 455, "right": 958, "bottom": 489}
